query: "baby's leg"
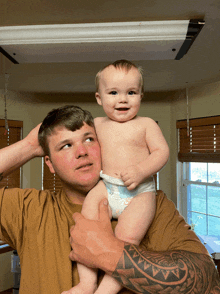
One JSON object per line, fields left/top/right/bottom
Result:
{"left": 94, "top": 191, "right": 156, "bottom": 294}
{"left": 115, "top": 191, "right": 156, "bottom": 245}
{"left": 62, "top": 181, "right": 109, "bottom": 294}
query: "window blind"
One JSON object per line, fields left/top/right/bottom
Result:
{"left": 0, "top": 120, "right": 23, "bottom": 188}
{"left": 176, "top": 116, "right": 220, "bottom": 162}
{"left": 43, "top": 160, "right": 63, "bottom": 193}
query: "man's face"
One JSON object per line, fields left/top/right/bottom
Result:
{"left": 45, "top": 123, "right": 101, "bottom": 194}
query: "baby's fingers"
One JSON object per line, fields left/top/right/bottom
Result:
{"left": 126, "top": 182, "right": 137, "bottom": 190}
{"left": 120, "top": 171, "right": 129, "bottom": 182}
{"left": 122, "top": 177, "right": 137, "bottom": 190}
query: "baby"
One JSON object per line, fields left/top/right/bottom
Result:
{"left": 62, "top": 60, "right": 169, "bottom": 294}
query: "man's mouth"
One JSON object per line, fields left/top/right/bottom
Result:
{"left": 76, "top": 163, "right": 92, "bottom": 170}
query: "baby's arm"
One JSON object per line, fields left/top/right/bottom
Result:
{"left": 121, "top": 118, "right": 169, "bottom": 190}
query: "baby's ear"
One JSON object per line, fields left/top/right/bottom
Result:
{"left": 95, "top": 92, "right": 102, "bottom": 106}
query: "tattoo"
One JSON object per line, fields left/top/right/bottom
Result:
{"left": 0, "top": 173, "right": 3, "bottom": 182}
{"left": 112, "top": 244, "right": 220, "bottom": 293}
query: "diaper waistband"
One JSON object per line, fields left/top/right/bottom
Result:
{"left": 100, "top": 171, "right": 125, "bottom": 186}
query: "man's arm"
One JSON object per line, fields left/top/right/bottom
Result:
{"left": 69, "top": 199, "right": 220, "bottom": 294}
{"left": 112, "top": 244, "right": 220, "bottom": 293}
{"left": 0, "top": 124, "right": 44, "bottom": 180}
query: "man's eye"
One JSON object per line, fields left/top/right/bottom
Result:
{"left": 62, "top": 144, "right": 71, "bottom": 149}
{"left": 110, "top": 91, "right": 117, "bottom": 95}
{"left": 128, "top": 91, "right": 136, "bottom": 95}
{"left": 86, "top": 137, "right": 94, "bottom": 142}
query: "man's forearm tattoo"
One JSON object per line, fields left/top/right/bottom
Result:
{"left": 0, "top": 173, "right": 3, "bottom": 182}
{"left": 112, "top": 244, "right": 220, "bottom": 293}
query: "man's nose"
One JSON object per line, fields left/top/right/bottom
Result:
{"left": 75, "top": 144, "right": 88, "bottom": 158}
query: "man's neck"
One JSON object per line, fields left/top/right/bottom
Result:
{"left": 62, "top": 185, "right": 87, "bottom": 205}
{"left": 68, "top": 193, "right": 85, "bottom": 205}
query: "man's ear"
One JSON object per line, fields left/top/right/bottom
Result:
{"left": 45, "top": 156, "right": 55, "bottom": 174}
{"left": 95, "top": 92, "right": 102, "bottom": 106}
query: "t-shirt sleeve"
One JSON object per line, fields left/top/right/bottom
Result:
{"left": 141, "top": 190, "right": 209, "bottom": 256}
{"left": 0, "top": 187, "right": 42, "bottom": 252}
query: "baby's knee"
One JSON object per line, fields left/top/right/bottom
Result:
{"left": 114, "top": 228, "right": 141, "bottom": 245}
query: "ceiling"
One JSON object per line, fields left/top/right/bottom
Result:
{"left": 0, "top": 0, "right": 220, "bottom": 94}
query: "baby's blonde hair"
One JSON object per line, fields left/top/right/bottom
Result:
{"left": 95, "top": 59, "right": 144, "bottom": 93}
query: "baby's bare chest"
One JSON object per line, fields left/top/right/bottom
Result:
{"left": 96, "top": 121, "right": 146, "bottom": 148}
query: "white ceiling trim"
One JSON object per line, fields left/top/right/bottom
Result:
{"left": 0, "top": 20, "right": 189, "bottom": 45}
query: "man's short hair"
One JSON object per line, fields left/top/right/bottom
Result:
{"left": 95, "top": 59, "right": 144, "bottom": 93}
{"left": 38, "top": 105, "right": 94, "bottom": 155}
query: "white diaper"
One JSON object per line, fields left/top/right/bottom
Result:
{"left": 100, "top": 171, "right": 155, "bottom": 218}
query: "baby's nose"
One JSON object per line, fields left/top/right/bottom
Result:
{"left": 119, "top": 94, "right": 128, "bottom": 102}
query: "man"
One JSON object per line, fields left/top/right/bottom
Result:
{"left": 0, "top": 106, "right": 101, "bottom": 293}
{"left": 0, "top": 105, "right": 219, "bottom": 294}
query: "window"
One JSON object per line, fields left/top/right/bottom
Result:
{"left": 0, "top": 120, "right": 23, "bottom": 189}
{"left": 177, "top": 116, "right": 220, "bottom": 237}
{"left": 42, "top": 158, "right": 62, "bottom": 193}
{"left": 181, "top": 162, "right": 220, "bottom": 235}
{"left": 0, "top": 119, "right": 23, "bottom": 250}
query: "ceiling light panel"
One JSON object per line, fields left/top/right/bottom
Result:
{"left": 0, "top": 20, "right": 204, "bottom": 63}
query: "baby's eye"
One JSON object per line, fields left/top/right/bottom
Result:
{"left": 128, "top": 91, "right": 136, "bottom": 95}
{"left": 110, "top": 91, "right": 118, "bottom": 95}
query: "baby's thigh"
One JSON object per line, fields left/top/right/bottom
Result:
{"left": 115, "top": 192, "right": 156, "bottom": 244}
{"left": 82, "top": 180, "right": 109, "bottom": 219}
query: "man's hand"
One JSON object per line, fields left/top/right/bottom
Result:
{"left": 69, "top": 199, "right": 124, "bottom": 274}
{"left": 24, "top": 123, "right": 45, "bottom": 157}
{"left": 120, "top": 165, "right": 145, "bottom": 190}
{"left": 0, "top": 123, "right": 45, "bottom": 178}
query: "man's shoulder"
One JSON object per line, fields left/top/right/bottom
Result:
{"left": 155, "top": 190, "right": 174, "bottom": 206}
{"left": 145, "top": 190, "right": 208, "bottom": 255}
{"left": 0, "top": 187, "right": 56, "bottom": 208}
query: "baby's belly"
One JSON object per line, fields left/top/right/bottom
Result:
{"left": 102, "top": 166, "right": 125, "bottom": 178}
{"left": 101, "top": 154, "right": 147, "bottom": 179}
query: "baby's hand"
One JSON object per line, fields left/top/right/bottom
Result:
{"left": 120, "top": 165, "right": 144, "bottom": 190}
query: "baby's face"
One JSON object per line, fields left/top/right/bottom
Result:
{"left": 96, "top": 66, "right": 143, "bottom": 123}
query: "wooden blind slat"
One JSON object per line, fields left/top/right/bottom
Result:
{"left": 177, "top": 115, "right": 220, "bottom": 163}
{"left": 0, "top": 120, "right": 23, "bottom": 128}
{"left": 178, "top": 153, "right": 220, "bottom": 163}
{"left": 0, "top": 121, "right": 22, "bottom": 189}
{"left": 43, "top": 162, "right": 62, "bottom": 193}
{"left": 176, "top": 116, "right": 220, "bottom": 128}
